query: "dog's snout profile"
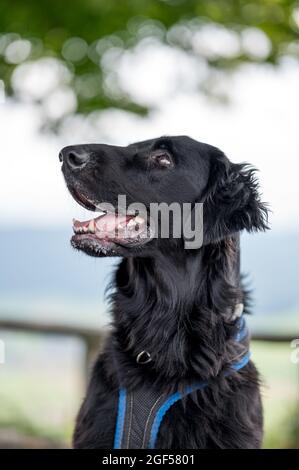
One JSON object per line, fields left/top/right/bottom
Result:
{"left": 59, "top": 146, "right": 90, "bottom": 170}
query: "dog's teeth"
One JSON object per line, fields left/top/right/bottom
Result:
{"left": 88, "top": 220, "right": 95, "bottom": 233}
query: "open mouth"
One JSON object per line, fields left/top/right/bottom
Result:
{"left": 69, "top": 186, "right": 151, "bottom": 256}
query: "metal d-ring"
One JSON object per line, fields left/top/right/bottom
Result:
{"left": 136, "top": 350, "right": 152, "bottom": 364}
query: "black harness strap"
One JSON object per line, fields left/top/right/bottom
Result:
{"left": 120, "top": 388, "right": 166, "bottom": 449}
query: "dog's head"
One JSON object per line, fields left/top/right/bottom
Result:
{"left": 60, "top": 136, "right": 268, "bottom": 257}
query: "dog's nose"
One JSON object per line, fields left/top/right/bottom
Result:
{"left": 59, "top": 147, "right": 90, "bottom": 170}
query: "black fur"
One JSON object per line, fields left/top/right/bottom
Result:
{"left": 60, "top": 136, "right": 268, "bottom": 449}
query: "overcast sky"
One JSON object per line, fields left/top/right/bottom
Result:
{"left": 0, "top": 54, "right": 298, "bottom": 233}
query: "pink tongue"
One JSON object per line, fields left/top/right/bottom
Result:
{"left": 95, "top": 213, "right": 129, "bottom": 232}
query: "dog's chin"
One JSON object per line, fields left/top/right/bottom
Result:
{"left": 71, "top": 233, "right": 150, "bottom": 257}
{"left": 71, "top": 234, "right": 119, "bottom": 257}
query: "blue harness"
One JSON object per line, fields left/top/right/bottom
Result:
{"left": 114, "top": 315, "right": 250, "bottom": 449}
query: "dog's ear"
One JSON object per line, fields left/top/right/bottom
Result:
{"left": 202, "top": 151, "right": 269, "bottom": 244}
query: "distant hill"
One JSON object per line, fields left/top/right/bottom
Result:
{"left": 0, "top": 228, "right": 298, "bottom": 327}
{"left": 241, "top": 231, "right": 299, "bottom": 315}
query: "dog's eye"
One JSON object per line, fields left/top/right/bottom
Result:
{"left": 150, "top": 151, "right": 173, "bottom": 169}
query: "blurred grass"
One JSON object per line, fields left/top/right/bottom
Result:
{"left": 0, "top": 336, "right": 298, "bottom": 448}
{"left": 0, "top": 370, "right": 81, "bottom": 444}
{"left": 252, "top": 341, "right": 299, "bottom": 448}
{"left": 0, "top": 332, "right": 85, "bottom": 446}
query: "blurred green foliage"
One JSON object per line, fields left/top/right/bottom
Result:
{"left": 0, "top": 0, "right": 299, "bottom": 129}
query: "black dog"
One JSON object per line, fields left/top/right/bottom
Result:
{"left": 60, "top": 136, "right": 268, "bottom": 449}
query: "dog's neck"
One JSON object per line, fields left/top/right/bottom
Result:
{"left": 111, "top": 234, "right": 244, "bottom": 386}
